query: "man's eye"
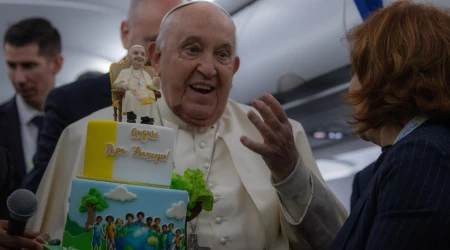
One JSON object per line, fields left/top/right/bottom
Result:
{"left": 185, "top": 46, "right": 199, "bottom": 53}
{"left": 217, "top": 51, "right": 230, "bottom": 58}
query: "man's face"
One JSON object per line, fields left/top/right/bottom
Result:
{"left": 4, "top": 43, "right": 60, "bottom": 109}
{"left": 152, "top": 4, "right": 240, "bottom": 127}
{"left": 129, "top": 46, "right": 146, "bottom": 68}
{"left": 121, "top": 0, "right": 184, "bottom": 62}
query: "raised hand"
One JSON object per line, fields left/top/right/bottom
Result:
{"left": 240, "top": 93, "right": 299, "bottom": 182}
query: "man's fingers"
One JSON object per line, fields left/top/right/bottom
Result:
{"left": 35, "top": 233, "right": 50, "bottom": 243}
{"left": 240, "top": 136, "right": 270, "bottom": 155}
{"left": 23, "top": 229, "right": 40, "bottom": 239}
{"left": 247, "top": 110, "right": 278, "bottom": 144}
{"left": 0, "top": 234, "right": 42, "bottom": 250}
{"left": 261, "top": 93, "right": 289, "bottom": 124}
{"left": 251, "top": 99, "right": 282, "bottom": 131}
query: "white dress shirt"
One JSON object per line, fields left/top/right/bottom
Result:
{"left": 15, "top": 95, "right": 43, "bottom": 172}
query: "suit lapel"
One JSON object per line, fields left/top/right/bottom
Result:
{"left": 0, "top": 97, "right": 26, "bottom": 184}
{"left": 332, "top": 149, "right": 390, "bottom": 249}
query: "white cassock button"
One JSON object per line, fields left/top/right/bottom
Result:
{"left": 203, "top": 163, "right": 210, "bottom": 169}
{"left": 200, "top": 142, "right": 207, "bottom": 149}
{"left": 215, "top": 217, "right": 223, "bottom": 224}
{"left": 220, "top": 237, "right": 227, "bottom": 245}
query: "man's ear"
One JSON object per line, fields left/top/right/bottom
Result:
{"left": 51, "top": 54, "right": 64, "bottom": 75}
{"left": 233, "top": 56, "right": 240, "bottom": 74}
{"left": 148, "top": 42, "right": 161, "bottom": 71}
{"left": 120, "top": 21, "right": 130, "bottom": 49}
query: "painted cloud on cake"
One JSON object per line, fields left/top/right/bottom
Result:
{"left": 166, "top": 201, "right": 186, "bottom": 220}
{"left": 104, "top": 186, "right": 137, "bottom": 202}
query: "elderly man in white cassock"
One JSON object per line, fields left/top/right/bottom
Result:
{"left": 26, "top": 1, "right": 347, "bottom": 249}
{"left": 114, "top": 44, "right": 160, "bottom": 124}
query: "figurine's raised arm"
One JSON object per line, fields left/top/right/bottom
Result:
{"left": 143, "top": 70, "right": 160, "bottom": 91}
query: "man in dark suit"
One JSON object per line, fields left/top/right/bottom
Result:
{"left": 22, "top": 0, "right": 185, "bottom": 193}
{"left": 0, "top": 18, "right": 63, "bottom": 195}
{"left": 0, "top": 146, "right": 14, "bottom": 220}
{"left": 350, "top": 162, "right": 375, "bottom": 211}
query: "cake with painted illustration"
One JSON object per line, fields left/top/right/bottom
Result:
{"left": 46, "top": 55, "right": 214, "bottom": 250}
{"left": 58, "top": 120, "right": 190, "bottom": 250}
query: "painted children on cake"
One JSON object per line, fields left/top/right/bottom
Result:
{"left": 62, "top": 182, "right": 187, "bottom": 250}
{"left": 83, "top": 213, "right": 183, "bottom": 250}
{"left": 91, "top": 216, "right": 103, "bottom": 250}
{"left": 113, "top": 45, "right": 161, "bottom": 125}
{"left": 105, "top": 215, "right": 116, "bottom": 250}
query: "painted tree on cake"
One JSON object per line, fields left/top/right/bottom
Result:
{"left": 79, "top": 188, "right": 109, "bottom": 231}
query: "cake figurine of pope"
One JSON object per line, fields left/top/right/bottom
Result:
{"left": 113, "top": 45, "right": 160, "bottom": 125}
{"left": 44, "top": 46, "right": 213, "bottom": 250}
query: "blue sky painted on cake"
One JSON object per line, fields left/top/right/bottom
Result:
{"left": 68, "top": 178, "right": 188, "bottom": 230}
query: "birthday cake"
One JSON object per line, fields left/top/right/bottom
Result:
{"left": 58, "top": 120, "right": 189, "bottom": 250}
{"left": 46, "top": 50, "right": 214, "bottom": 250}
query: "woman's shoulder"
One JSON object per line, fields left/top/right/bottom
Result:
{"left": 384, "top": 119, "right": 450, "bottom": 171}
{"left": 397, "top": 118, "right": 450, "bottom": 151}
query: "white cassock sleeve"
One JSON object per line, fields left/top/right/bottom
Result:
{"left": 272, "top": 119, "right": 348, "bottom": 250}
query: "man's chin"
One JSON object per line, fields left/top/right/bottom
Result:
{"left": 177, "top": 108, "right": 217, "bottom": 127}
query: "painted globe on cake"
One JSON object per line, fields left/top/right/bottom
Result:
{"left": 115, "top": 224, "right": 159, "bottom": 250}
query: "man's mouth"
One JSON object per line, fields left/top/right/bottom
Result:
{"left": 189, "top": 84, "right": 215, "bottom": 94}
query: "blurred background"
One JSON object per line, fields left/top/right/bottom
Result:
{"left": 1, "top": 0, "right": 449, "bottom": 211}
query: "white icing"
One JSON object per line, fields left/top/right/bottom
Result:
{"left": 111, "top": 122, "right": 175, "bottom": 186}
{"left": 166, "top": 201, "right": 186, "bottom": 220}
{"left": 104, "top": 186, "right": 137, "bottom": 202}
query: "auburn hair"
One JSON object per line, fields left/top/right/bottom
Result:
{"left": 346, "top": 1, "right": 450, "bottom": 134}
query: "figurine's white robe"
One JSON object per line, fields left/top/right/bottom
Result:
{"left": 113, "top": 66, "right": 159, "bottom": 118}
{"left": 27, "top": 94, "right": 347, "bottom": 250}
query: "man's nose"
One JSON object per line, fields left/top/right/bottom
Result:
{"left": 197, "top": 55, "right": 217, "bottom": 78}
{"left": 12, "top": 68, "right": 26, "bottom": 83}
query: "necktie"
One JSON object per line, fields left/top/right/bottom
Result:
{"left": 31, "top": 115, "right": 43, "bottom": 136}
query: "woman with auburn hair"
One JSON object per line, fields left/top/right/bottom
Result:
{"left": 332, "top": 1, "right": 450, "bottom": 250}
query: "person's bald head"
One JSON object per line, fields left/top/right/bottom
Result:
{"left": 120, "top": 0, "right": 185, "bottom": 51}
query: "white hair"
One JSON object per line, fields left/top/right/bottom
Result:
{"left": 155, "top": 1, "right": 234, "bottom": 52}
{"left": 129, "top": 44, "right": 146, "bottom": 54}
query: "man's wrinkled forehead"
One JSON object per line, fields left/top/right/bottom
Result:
{"left": 160, "top": 1, "right": 233, "bottom": 29}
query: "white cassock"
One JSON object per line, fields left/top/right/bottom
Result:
{"left": 27, "top": 93, "right": 347, "bottom": 250}
{"left": 113, "top": 66, "right": 159, "bottom": 118}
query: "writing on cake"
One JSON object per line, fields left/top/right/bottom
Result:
{"left": 105, "top": 143, "right": 128, "bottom": 156}
{"left": 104, "top": 143, "right": 170, "bottom": 162}
{"left": 131, "top": 127, "right": 159, "bottom": 142}
{"left": 132, "top": 146, "right": 170, "bottom": 162}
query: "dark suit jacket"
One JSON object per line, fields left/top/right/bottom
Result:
{"left": 0, "top": 97, "right": 27, "bottom": 192}
{"left": 350, "top": 162, "right": 376, "bottom": 211}
{"left": 332, "top": 118, "right": 450, "bottom": 250}
{"left": 21, "top": 73, "right": 112, "bottom": 193}
{"left": 0, "top": 146, "right": 15, "bottom": 219}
